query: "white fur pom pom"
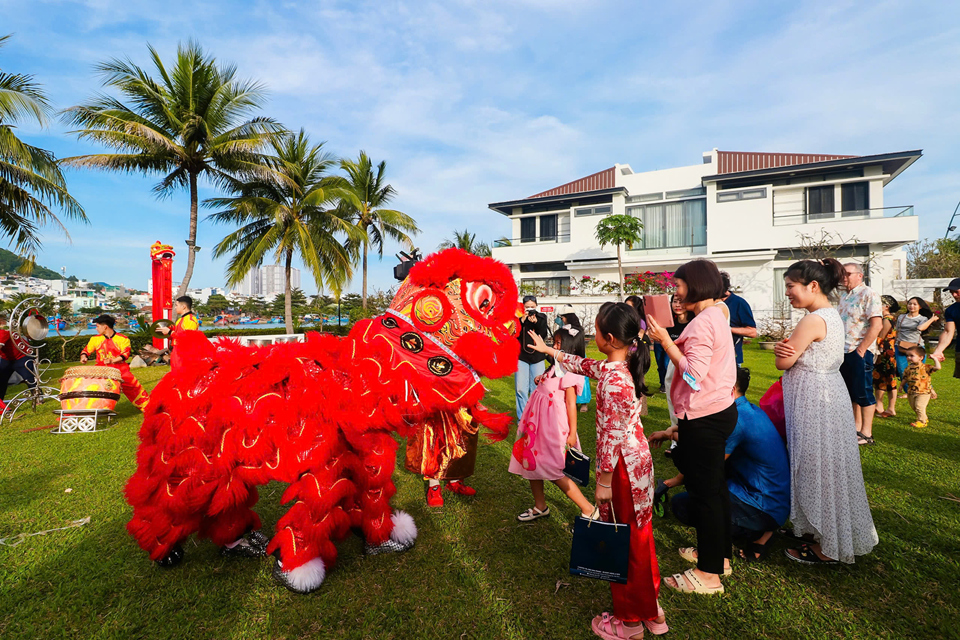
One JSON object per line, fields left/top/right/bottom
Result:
{"left": 390, "top": 510, "right": 418, "bottom": 546}
{"left": 283, "top": 557, "right": 326, "bottom": 593}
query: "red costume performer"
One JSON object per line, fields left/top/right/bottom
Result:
{"left": 124, "top": 249, "right": 519, "bottom": 593}
{"left": 81, "top": 322, "right": 150, "bottom": 412}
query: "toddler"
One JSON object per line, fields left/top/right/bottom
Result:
{"left": 900, "top": 345, "right": 940, "bottom": 428}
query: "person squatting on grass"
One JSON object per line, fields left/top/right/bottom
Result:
{"left": 527, "top": 302, "right": 667, "bottom": 640}
{"left": 900, "top": 345, "right": 941, "bottom": 429}
{"left": 774, "top": 259, "right": 878, "bottom": 564}
{"left": 649, "top": 366, "right": 791, "bottom": 568}
{"left": 508, "top": 324, "right": 595, "bottom": 521}
{"left": 646, "top": 259, "right": 738, "bottom": 596}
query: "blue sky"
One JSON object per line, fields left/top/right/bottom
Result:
{"left": 2, "top": 0, "right": 959, "bottom": 294}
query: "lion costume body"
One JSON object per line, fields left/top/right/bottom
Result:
{"left": 124, "top": 250, "right": 519, "bottom": 593}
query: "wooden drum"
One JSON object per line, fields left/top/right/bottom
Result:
{"left": 60, "top": 366, "right": 123, "bottom": 411}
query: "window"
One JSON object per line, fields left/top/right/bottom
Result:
{"left": 626, "top": 192, "right": 663, "bottom": 203}
{"left": 665, "top": 187, "right": 706, "bottom": 199}
{"left": 520, "top": 217, "right": 536, "bottom": 243}
{"left": 717, "top": 187, "right": 767, "bottom": 203}
{"left": 807, "top": 185, "right": 834, "bottom": 220}
{"left": 627, "top": 198, "right": 706, "bottom": 249}
{"left": 520, "top": 277, "right": 571, "bottom": 297}
{"left": 574, "top": 205, "right": 612, "bottom": 216}
{"left": 841, "top": 182, "right": 869, "bottom": 216}
{"left": 772, "top": 268, "right": 790, "bottom": 318}
{"left": 539, "top": 214, "right": 557, "bottom": 241}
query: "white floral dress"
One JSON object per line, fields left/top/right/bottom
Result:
{"left": 782, "top": 307, "right": 879, "bottom": 563}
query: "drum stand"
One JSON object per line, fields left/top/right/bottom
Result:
{"left": 51, "top": 408, "right": 117, "bottom": 434}
{"left": 0, "top": 354, "right": 60, "bottom": 424}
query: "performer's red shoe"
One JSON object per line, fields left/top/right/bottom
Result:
{"left": 426, "top": 484, "right": 444, "bottom": 507}
{"left": 444, "top": 480, "right": 477, "bottom": 497}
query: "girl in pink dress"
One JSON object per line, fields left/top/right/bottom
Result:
{"left": 528, "top": 302, "right": 667, "bottom": 640}
{"left": 509, "top": 326, "right": 595, "bottom": 521}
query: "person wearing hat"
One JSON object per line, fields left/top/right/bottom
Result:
{"left": 931, "top": 278, "right": 960, "bottom": 378}
{"left": 80, "top": 314, "right": 150, "bottom": 411}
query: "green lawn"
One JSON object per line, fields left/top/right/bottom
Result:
{"left": 1, "top": 346, "right": 958, "bottom": 639}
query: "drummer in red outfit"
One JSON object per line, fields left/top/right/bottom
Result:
{"left": 0, "top": 313, "right": 37, "bottom": 402}
{"left": 80, "top": 314, "right": 150, "bottom": 411}
{"left": 156, "top": 296, "right": 200, "bottom": 369}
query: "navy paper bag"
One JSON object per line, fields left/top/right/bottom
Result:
{"left": 569, "top": 508, "right": 631, "bottom": 584}
{"left": 563, "top": 448, "right": 591, "bottom": 487}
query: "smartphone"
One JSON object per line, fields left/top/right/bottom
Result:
{"left": 644, "top": 294, "right": 674, "bottom": 328}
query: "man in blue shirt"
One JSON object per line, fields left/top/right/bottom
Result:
{"left": 653, "top": 367, "right": 790, "bottom": 563}
{"left": 931, "top": 277, "right": 960, "bottom": 379}
{"left": 721, "top": 272, "right": 757, "bottom": 366}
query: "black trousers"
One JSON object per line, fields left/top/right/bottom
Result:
{"left": 674, "top": 402, "right": 738, "bottom": 575}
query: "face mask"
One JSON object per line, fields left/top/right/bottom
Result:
{"left": 555, "top": 316, "right": 564, "bottom": 326}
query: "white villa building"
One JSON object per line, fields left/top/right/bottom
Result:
{"left": 489, "top": 149, "right": 921, "bottom": 321}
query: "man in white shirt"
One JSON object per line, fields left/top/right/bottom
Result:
{"left": 837, "top": 263, "right": 882, "bottom": 445}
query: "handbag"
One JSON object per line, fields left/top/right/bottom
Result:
{"left": 569, "top": 505, "right": 631, "bottom": 584}
{"left": 563, "top": 447, "right": 591, "bottom": 487}
{"left": 759, "top": 379, "right": 786, "bottom": 442}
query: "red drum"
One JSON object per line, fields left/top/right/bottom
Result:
{"left": 60, "top": 366, "right": 122, "bottom": 411}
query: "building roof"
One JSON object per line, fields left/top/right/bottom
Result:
{"left": 527, "top": 167, "right": 616, "bottom": 199}
{"left": 716, "top": 151, "right": 856, "bottom": 175}
{"left": 702, "top": 149, "right": 922, "bottom": 186}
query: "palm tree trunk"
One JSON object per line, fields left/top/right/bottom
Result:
{"left": 617, "top": 244, "right": 624, "bottom": 302}
{"left": 284, "top": 249, "right": 293, "bottom": 334}
{"left": 361, "top": 238, "right": 368, "bottom": 310}
{"left": 176, "top": 172, "right": 200, "bottom": 302}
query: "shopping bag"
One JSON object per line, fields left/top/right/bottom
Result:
{"left": 569, "top": 506, "right": 631, "bottom": 584}
{"left": 759, "top": 379, "right": 786, "bottom": 442}
{"left": 563, "top": 448, "right": 591, "bottom": 487}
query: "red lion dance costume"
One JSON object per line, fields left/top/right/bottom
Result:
{"left": 125, "top": 249, "right": 519, "bottom": 593}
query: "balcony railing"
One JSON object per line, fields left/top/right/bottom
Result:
{"left": 494, "top": 234, "right": 571, "bottom": 247}
{"left": 773, "top": 205, "right": 914, "bottom": 226}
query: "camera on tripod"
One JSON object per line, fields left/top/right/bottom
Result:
{"left": 393, "top": 248, "right": 423, "bottom": 281}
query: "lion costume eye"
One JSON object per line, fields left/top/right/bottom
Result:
{"left": 464, "top": 282, "right": 497, "bottom": 319}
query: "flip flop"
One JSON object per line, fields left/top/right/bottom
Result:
{"left": 664, "top": 568, "right": 724, "bottom": 595}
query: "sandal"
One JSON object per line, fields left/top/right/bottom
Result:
{"left": 517, "top": 506, "right": 550, "bottom": 522}
{"left": 737, "top": 537, "right": 774, "bottom": 562}
{"left": 664, "top": 568, "right": 724, "bottom": 595}
{"left": 591, "top": 612, "right": 645, "bottom": 640}
{"left": 642, "top": 606, "right": 669, "bottom": 636}
{"left": 783, "top": 544, "right": 838, "bottom": 565}
{"left": 678, "top": 547, "right": 731, "bottom": 575}
{"left": 857, "top": 431, "right": 875, "bottom": 446}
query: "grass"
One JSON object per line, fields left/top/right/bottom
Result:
{"left": 1, "top": 345, "right": 959, "bottom": 639}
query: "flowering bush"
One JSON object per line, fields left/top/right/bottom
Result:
{"left": 624, "top": 271, "right": 675, "bottom": 295}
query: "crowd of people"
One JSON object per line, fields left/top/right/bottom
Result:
{"left": 507, "top": 260, "right": 959, "bottom": 640}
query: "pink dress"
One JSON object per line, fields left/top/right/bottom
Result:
{"left": 508, "top": 367, "right": 584, "bottom": 481}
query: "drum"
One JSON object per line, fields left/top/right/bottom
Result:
{"left": 60, "top": 366, "right": 123, "bottom": 411}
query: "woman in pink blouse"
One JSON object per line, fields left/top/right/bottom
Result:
{"left": 528, "top": 302, "right": 666, "bottom": 640}
{"left": 647, "top": 259, "right": 737, "bottom": 595}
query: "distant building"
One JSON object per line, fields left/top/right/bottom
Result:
{"left": 232, "top": 269, "right": 261, "bottom": 298}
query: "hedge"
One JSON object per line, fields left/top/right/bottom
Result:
{"left": 38, "top": 323, "right": 355, "bottom": 364}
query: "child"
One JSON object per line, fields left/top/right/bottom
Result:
{"left": 528, "top": 302, "right": 666, "bottom": 640}
{"left": 509, "top": 326, "right": 594, "bottom": 521}
{"left": 901, "top": 345, "right": 941, "bottom": 428}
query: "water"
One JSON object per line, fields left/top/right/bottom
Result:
{"left": 52, "top": 320, "right": 346, "bottom": 337}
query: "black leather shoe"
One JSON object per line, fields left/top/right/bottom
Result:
{"left": 156, "top": 544, "right": 184, "bottom": 568}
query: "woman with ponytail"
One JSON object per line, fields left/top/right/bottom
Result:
{"left": 528, "top": 302, "right": 666, "bottom": 639}
{"left": 774, "top": 259, "right": 878, "bottom": 565}
{"left": 646, "top": 258, "right": 737, "bottom": 595}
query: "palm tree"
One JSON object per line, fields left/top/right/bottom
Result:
{"left": 438, "top": 228, "right": 492, "bottom": 257}
{"left": 0, "top": 34, "right": 86, "bottom": 268}
{"left": 595, "top": 214, "right": 643, "bottom": 301}
{"left": 61, "top": 40, "right": 284, "bottom": 300}
{"left": 208, "top": 130, "right": 357, "bottom": 333}
{"left": 339, "top": 151, "right": 419, "bottom": 310}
